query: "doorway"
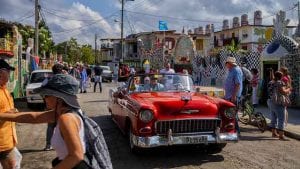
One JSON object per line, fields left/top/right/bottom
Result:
{"left": 260, "top": 61, "right": 279, "bottom": 104}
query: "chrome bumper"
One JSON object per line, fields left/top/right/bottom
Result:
{"left": 131, "top": 132, "right": 238, "bottom": 148}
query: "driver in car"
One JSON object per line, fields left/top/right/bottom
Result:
{"left": 150, "top": 76, "right": 165, "bottom": 91}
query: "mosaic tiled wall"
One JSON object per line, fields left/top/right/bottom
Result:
{"left": 191, "top": 50, "right": 261, "bottom": 86}
{"left": 262, "top": 35, "right": 300, "bottom": 105}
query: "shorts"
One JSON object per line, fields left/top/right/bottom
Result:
{"left": 0, "top": 149, "right": 13, "bottom": 161}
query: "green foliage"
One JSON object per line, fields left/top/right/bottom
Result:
{"left": 17, "top": 20, "right": 54, "bottom": 57}
{"left": 254, "top": 28, "right": 267, "bottom": 43}
{"left": 226, "top": 39, "right": 239, "bottom": 52}
{"left": 53, "top": 38, "right": 95, "bottom": 64}
{"left": 81, "top": 44, "right": 95, "bottom": 64}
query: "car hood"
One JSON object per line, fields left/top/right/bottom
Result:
{"left": 130, "top": 92, "right": 229, "bottom": 118}
{"left": 26, "top": 83, "right": 43, "bottom": 90}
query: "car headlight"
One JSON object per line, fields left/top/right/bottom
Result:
{"left": 224, "top": 107, "right": 236, "bottom": 119}
{"left": 139, "top": 110, "right": 154, "bottom": 123}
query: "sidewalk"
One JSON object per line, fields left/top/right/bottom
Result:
{"left": 256, "top": 105, "right": 300, "bottom": 140}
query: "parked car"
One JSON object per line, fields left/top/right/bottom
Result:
{"left": 26, "top": 70, "right": 53, "bottom": 108}
{"left": 100, "top": 65, "right": 113, "bottom": 82}
{"left": 108, "top": 73, "right": 238, "bottom": 153}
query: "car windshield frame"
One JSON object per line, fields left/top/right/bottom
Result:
{"left": 30, "top": 72, "right": 53, "bottom": 83}
{"left": 127, "top": 73, "right": 194, "bottom": 93}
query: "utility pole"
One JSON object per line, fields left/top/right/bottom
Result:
{"left": 95, "top": 34, "right": 97, "bottom": 64}
{"left": 34, "top": 0, "right": 39, "bottom": 57}
{"left": 295, "top": 0, "right": 300, "bottom": 36}
{"left": 121, "top": 0, "right": 124, "bottom": 63}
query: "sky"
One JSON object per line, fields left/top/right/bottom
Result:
{"left": 0, "top": 0, "right": 299, "bottom": 46}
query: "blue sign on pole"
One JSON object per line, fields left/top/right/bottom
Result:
{"left": 159, "top": 21, "right": 168, "bottom": 31}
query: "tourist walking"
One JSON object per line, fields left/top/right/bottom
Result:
{"left": 44, "top": 63, "right": 68, "bottom": 151}
{"left": 80, "top": 64, "right": 88, "bottom": 93}
{"left": 223, "top": 56, "right": 243, "bottom": 136}
{"left": 93, "top": 63, "right": 103, "bottom": 93}
{"left": 269, "top": 71, "right": 291, "bottom": 140}
{"left": 0, "top": 74, "right": 94, "bottom": 168}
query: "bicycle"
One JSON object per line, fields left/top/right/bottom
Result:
{"left": 237, "top": 94, "right": 267, "bottom": 132}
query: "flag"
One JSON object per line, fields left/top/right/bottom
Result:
{"left": 159, "top": 21, "right": 168, "bottom": 31}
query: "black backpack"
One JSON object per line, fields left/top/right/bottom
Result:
{"left": 76, "top": 109, "right": 113, "bottom": 169}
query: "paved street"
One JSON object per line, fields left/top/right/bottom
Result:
{"left": 14, "top": 83, "right": 300, "bottom": 169}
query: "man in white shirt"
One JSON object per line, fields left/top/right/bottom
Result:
{"left": 160, "top": 62, "right": 175, "bottom": 74}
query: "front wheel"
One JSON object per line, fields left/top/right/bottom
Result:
{"left": 128, "top": 125, "right": 142, "bottom": 154}
{"left": 255, "top": 112, "right": 267, "bottom": 132}
{"left": 237, "top": 109, "right": 251, "bottom": 124}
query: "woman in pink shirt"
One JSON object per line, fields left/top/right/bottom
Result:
{"left": 280, "top": 67, "right": 291, "bottom": 127}
{"left": 250, "top": 68, "right": 259, "bottom": 106}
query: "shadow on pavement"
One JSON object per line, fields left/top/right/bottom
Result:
{"left": 240, "top": 135, "right": 278, "bottom": 141}
{"left": 84, "top": 99, "right": 109, "bottom": 103}
{"left": 90, "top": 115, "right": 225, "bottom": 169}
{"left": 20, "top": 149, "right": 46, "bottom": 154}
{"left": 240, "top": 126, "right": 263, "bottom": 133}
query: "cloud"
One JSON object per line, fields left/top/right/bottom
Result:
{"left": 46, "top": 2, "right": 118, "bottom": 44}
{"left": 0, "top": 0, "right": 297, "bottom": 46}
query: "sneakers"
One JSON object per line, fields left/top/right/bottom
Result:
{"left": 44, "top": 145, "right": 53, "bottom": 151}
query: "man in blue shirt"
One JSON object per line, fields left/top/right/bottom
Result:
{"left": 224, "top": 56, "right": 243, "bottom": 136}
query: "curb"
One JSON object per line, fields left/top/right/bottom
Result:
{"left": 262, "top": 118, "right": 300, "bottom": 140}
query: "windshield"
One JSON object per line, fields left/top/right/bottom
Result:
{"left": 30, "top": 72, "right": 53, "bottom": 83}
{"left": 128, "top": 74, "right": 194, "bottom": 93}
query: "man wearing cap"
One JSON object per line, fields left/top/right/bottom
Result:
{"left": 224, "top": 56, "right": 243, "bottom": 136}
{"left": 0, "top": 59, "right": 22, "bottom": 169}
{"left": 150, "top": 76, "right": 164, "bottom": 91}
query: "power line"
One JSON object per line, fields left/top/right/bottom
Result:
{"left": 52, "top": 13, "right": 117, "bottom": 34}
{"left": 125, "top": 11, "right": 135, "bottom": 34}
{"left": 126, "top": 10, "right": 222, "bottom": 23}
{"left": 17, "top": 13, "right": 35, "bottom": 23}
{"left": 15, "top": 8, "right": 35, "bottom": 22}
{"left": 42, "top": 7, "right": 118, "bottom": 22}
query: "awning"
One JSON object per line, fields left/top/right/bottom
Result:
{"left": 262, "top": 40, "right": 289, "bottom": 60}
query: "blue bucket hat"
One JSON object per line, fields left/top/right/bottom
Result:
{"left": 33, "top": 74, "right": 80, "bottom": 108}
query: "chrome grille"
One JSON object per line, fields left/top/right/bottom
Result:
{"left": 156, "top": 119, "right": 221, "bottom": 135}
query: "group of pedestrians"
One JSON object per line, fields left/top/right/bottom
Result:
{"left": 55, "top": 62, "right": 104, "bottom": 94}
{"left": 267, "top": 67, "right": 292, "bottom": 140}
{"left": 0, "top": 60, "right": 112, "bottom": 169}
{"left": 223, "top": 55, "right": 292, "bottom": 140}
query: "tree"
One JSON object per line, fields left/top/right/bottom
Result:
{"left": 17, "top": 20, "right": 54, "bottom": 57}
{"left": 81, "top": 44, "right": 95, "bottom": 64}
{"left": 254, "top": 28, "right": 267, "bottom": 44}
{"left": 67, "top": 37, "right": 81, "bottom": 64}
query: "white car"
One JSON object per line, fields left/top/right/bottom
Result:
{"left": 26, "top": 70, "right": 53, "bottom": 108}
{"left": 100, "top": 65, "right": 113, "bottom": 82}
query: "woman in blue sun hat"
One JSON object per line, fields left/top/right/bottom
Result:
{"left": 0, "top": 74, "right": 95, "bottom": 168}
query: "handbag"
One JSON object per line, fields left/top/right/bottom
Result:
{"left": 271, "top": 82, "right": 291, "bottom": 106}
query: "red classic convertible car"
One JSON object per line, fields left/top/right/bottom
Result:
{"left": 108, "top": 73, "right": 238, "bottom": 153}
